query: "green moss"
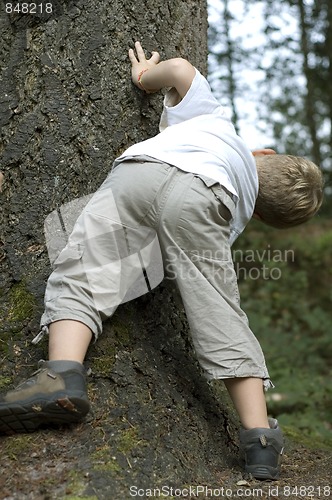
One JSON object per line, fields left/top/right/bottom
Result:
{"left": 0, "top": 376, "right": 12, "bottom": 390}
{"left": 90, "top": 428, "right": 144, "bottom": 475}
{"left": 91, "top": 444, "right": 111, "bottom": 461}
{"left": 63, "top": 469, "right": 94, "bottom": 498}
{"left": 3, "top": 435, "right": 36, "bottom": 460}
{"left": 90, "top": 317, "right": 131, "bottom": 375}
{"left": 90, "top": 355, "right": 116, "bottom": 377}
{"left": 93, "top": 457, "right": 122, "bottom": 473}
{"left": 64, "top": 497, "right": 98, "bottom": 500}
{"left": 7, "top": 282, "right": 36, "bottom": 322}
{"left": 91, "top": 445, "right": 121, "bottom": 473}
{"left": 117, "top": 426, "right": 141, "bottom": 455}
{"left": 113, "top": 319, "right": 130, "bottom": 346}
{"left": 283, "top": 424, "right": 332, "bottom": 451}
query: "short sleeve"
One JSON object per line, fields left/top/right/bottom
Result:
{"left": 159, "top": 69, "right": 225, "bottom": 132}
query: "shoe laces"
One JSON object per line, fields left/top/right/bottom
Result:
{"left": 14, "top": 360, "right": 50, "bottom": 390}
{"left": 259, "top": 435, "right": 268, "bottom": 447}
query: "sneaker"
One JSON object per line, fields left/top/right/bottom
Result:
{"left": 240, "top": 418, "right": 284, "bottom": 480}
{"left": 0, "top": 360, "right": 90, "bottom": 434}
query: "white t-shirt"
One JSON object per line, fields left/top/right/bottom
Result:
{"left": 115, "top": 69, "right": 258, "bottom": 245}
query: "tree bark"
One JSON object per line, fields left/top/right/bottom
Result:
{"left": 0, "top": 1, "right": 241, "bottom": 495}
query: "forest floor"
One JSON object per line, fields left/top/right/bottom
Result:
{"left": 0, "top": 292, "right": 331, "bottom": 500}
{"left": 0, "top": 383, "right": 331, "bottom": 500}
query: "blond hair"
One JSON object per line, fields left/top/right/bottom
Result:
{"left": 255, "top": 154, "right": 324, "bottom": 228}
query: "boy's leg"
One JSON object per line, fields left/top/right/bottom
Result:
{"left": 158, "top": 174, "right": 271, "bottom": 387}
{"left": 48, "top": 320, "right": 92, "bottom": 363}
{"left": 156, "top": 172, "right": 283, "bottom": 479}
{"left": 224, "top": 377, "right": 269, "bottom": 429}
{"left": 225, "top": 379, "right": 284, "bottom": 480}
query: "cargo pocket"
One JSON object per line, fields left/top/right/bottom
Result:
{"left": 53, "top": 243, "right": 85, "bottom": 268}
{"left": 44, "top": 243, "right": 86, "bottom": 303}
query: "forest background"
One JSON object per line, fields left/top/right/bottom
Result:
{"left": 208, "top": 0, "right": 332, "bottom": 446}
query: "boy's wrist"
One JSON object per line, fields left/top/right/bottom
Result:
{"left": 137, "top": 69, "right": 149, "bottom": 91}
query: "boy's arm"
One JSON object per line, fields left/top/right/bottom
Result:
{"left": 129, "top": 41, "right": 196, "bottom": 99}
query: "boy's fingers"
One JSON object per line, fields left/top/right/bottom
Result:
{"left": 128, "top": 48, "right": 138, "bottom": 64}
{"left": 134, "top": 41, "right": 146, "bottom": 62}
{"left": 129, "top": 43, "right": 160, "bottom": 71}
{"left": 150, "top": 51, "right": 160, "bottom": 64}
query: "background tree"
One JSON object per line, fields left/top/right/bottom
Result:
{"left": 297, "top": 0, "right": 321, "bottom": 168}
{"left": 209, "top": 0, "right": 240, "bottom": 132}
{"left": 309, "top": 0, "right": 332, "bottom": 181}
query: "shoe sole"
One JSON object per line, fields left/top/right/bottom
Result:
{"left": 0, "top": 393, "right": 90, "bottom": 434}
{"left": 245, "top": 464, "right": 280, "bottom": 480}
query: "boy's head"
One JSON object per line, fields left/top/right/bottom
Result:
{"left": 254, "top": 154, "right": 324, "bottom": 228}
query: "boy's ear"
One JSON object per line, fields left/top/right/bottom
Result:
{"left": 252, "top": 149, "right": 276, "bottom": 157}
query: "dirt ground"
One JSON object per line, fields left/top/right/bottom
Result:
{"left": 0, "top": 402, "right": 331, "bottom": 499}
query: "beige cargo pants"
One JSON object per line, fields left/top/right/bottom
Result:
{"left": 41, "top": 158, "right": 270, "bottom": 384}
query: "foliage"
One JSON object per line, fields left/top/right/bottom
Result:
{"left": 208, "top": 0, "right": 332, "bottom": 209}
{"left": 234, "top": 217, "right": 332, "bottom": 446}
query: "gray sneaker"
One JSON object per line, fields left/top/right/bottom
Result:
{"left": 240, "top": 418, "right": 284, "bottom": 480}
{"left": 0, "top": 360, "right": 90, "bottom": 434}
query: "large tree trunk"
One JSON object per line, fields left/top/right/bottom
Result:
{"left": 0, "top": 0, "right": 241, "bottom": 496}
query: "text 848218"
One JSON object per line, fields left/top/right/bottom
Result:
{"left": 5, "top": 3, "right": 53, "bottom": 14}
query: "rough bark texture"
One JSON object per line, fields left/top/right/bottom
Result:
{"left": 0, "top": 0, "right": 241, "bottom": 496}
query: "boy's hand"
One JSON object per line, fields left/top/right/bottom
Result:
{"left": 129, "top": 41, "right": 160, "bottom": 93}
{"left": 128, "top": 42, "right": 195, "bottom": 98}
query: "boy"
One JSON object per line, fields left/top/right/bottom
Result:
{"left": 0, "top": 42, "right": 324, "bottom": 480}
